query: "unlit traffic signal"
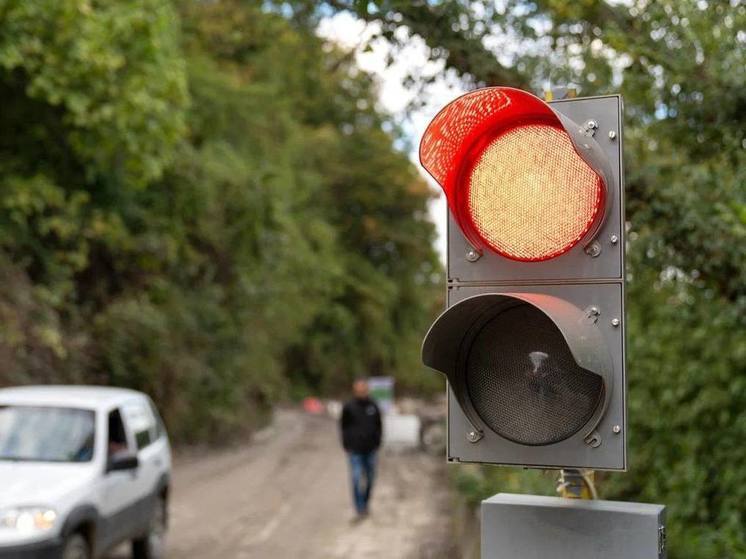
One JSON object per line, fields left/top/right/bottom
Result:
{"left": 421, "top": 87, "right": 626, "bottom": 470}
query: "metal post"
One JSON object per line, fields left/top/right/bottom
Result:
{"left": 557, "top": 468, "right": 598, "bottom": 499}
{"left": 543, "top": 85, "right": 577, "bottom": 101}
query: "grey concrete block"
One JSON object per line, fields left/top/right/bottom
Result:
{"left": 482, "top": 493, "right": 665, "bottom": 559}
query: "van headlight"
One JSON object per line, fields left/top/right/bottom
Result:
{"left": 0, "top": 508, "right": 58, "bottom": 534}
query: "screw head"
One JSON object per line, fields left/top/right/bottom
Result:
{"left": 585, "top": 306, "right": 601, "bottom": 324}
{"left": 611, "top": 318, "right": 620, "bottom": 327}
{"left": 608, "top": 130, "right": 617, "bottom": 140}
{"left": 466, "top": 248, "right": 481, "bottom": 262}
{"left": 581, "top": 120, "right": 599, "bottom": 137}
{"left": 585, "top": 242, "right": 602, "bottom": 257}
{"left": 612, "top": 425, "right": 622, "bottom": 434}
{"left": 467, "top": 431, "right": 480, "bottom": 443}
{"left": 610, "top": 234, "right": 619, "bottom": 245}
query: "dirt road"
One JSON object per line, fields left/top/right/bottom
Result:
{"left": 128, "top": 409, "right": 456, "bottom": 558}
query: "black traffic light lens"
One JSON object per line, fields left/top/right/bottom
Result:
{"left": 465, "top": 302, "right": 603, "bottom": 446}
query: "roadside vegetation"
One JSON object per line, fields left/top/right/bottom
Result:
{"left": 0, "top": 0, "right": 442, "bottom": 443}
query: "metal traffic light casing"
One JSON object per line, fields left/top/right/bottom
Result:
{"left": 420, "top": 87, "right": 626, "bottom": 470}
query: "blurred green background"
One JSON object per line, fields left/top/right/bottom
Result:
{"left": 0, "top": 1, "right": 744, "bottom": 557}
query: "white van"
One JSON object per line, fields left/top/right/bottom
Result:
{"left": 0, "top": 386, "right": 171, "bottom": 559}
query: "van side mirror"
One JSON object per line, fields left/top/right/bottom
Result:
{"left": 107, "top": 451, "right": 139, "bottom": 473}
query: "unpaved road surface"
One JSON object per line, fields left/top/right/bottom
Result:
{"left": 115, "top": 409, "right": 456, "bottom": 558}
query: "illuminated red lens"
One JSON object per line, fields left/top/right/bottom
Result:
{"left": 420, "top": 87, "right": 606, "bottom": 261}
{"left": 466, "top": 124, "right": 604, "bottom": 261}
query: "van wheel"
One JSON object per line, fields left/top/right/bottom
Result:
{"left": 62, "top": 534, "right": 90, "bottom": 559}
{"left": 132, "top": 497, "right": 167, "bottom": 559}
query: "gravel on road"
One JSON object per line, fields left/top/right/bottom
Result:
{"left": 111, "top": 408, "right": 457, "bottom": 559}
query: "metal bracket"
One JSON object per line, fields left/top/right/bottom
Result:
{"left": 543, "top": 86, "right": 577, "bottom": 101}
{"left": 557, "top": 469, "right": 597, "bottom": 499}
{"left": 658, "top": 525, "right": 667, "bottom": 557}
{"left": 584, "top": 241, "right": 602, "bottom": 257}
{"left": 584, "top": 430, "right": 602, "bottom": 448}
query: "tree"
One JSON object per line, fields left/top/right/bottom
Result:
{"left": 0, "top": 1, "right": 442, "bottom": 443}
{"left": 0, "top": 0, "right": 188, "bottom": 383}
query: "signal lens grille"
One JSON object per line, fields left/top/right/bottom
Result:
{"left": 467, "top": 124, "right": 603, "bottom": 261}
{"left": 465, "top": 302, "right": 603, "bottom": 446}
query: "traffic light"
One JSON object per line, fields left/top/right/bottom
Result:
{"left": 421, "top": 87, "right": 626, "bottom": 470}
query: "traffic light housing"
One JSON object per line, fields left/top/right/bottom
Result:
{"left": 421, "top": 87, "right": 626, "bottom": 470}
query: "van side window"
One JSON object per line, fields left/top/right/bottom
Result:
{"left": 108, "top": 409, "right": 129, "bottom": 457}
{"left": 122, "top": 401, "right": 157, "bottom": 451}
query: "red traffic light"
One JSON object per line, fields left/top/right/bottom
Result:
{"left": 421, "top": 91, "right": 626, "bottom": 470}
{"left": 420, "top": 87, "right": 608, "bottom": 261}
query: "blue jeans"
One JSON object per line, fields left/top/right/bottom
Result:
{"left": 348, "top": 452, "right": 376, "bottom": 514}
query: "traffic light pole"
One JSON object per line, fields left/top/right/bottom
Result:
{"left": 557, "top": 468, "right": 597, "bottom": 499}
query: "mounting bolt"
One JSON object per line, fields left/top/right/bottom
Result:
{"left": 612, "top": 425, "right": 622, "bottom": 434}
{"left": 608, "top": 130, "right": 617, "bottom": 140}
{"left": 585, "top": 241, "right": 602, "bottom": 257}
{"left": 466, "top": 248, "right": 482, "bottom": 262}
{"left": 582, "top": 119, "right": 599, "bottom": 137}
{"left": 610, "top": 234, "right": 619, "bottom": 245}
{"left": 467, "top": 430, "right": 482, "bottom": 443}
{"left": 585, "top": 306, "right": 601, "bottom": 323}
{"left": 611, "top": 318, "right": 620, "bottom": 327}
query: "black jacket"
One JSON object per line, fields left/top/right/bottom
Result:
{"left": 340, "top": 397, "right": 382, "bottom": 454}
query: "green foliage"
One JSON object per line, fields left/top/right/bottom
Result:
{"left": 0, "top": 0, "right": 188, "bottom": 185}
{"left": 451, "top": 464, "right": 555, "bottom": 509}
{"left": 0, "top": 0, "right": 190, "bottom": 387}
{"left": 309, "top": 0, "right": 746, "bottom": 556}
{"left": 0, "top": 1, "right": 441, "bottom": 443}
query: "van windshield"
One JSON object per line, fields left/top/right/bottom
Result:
{"left": 0, "top": 406, "right": 95, "bottom": 462}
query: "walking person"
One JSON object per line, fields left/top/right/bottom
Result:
{"left": 340, "top": 378, "right": 382, "bottom": 522}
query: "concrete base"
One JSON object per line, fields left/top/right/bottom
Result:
{"left": 482, "top": 493, "right": 666, "bottom": 559}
